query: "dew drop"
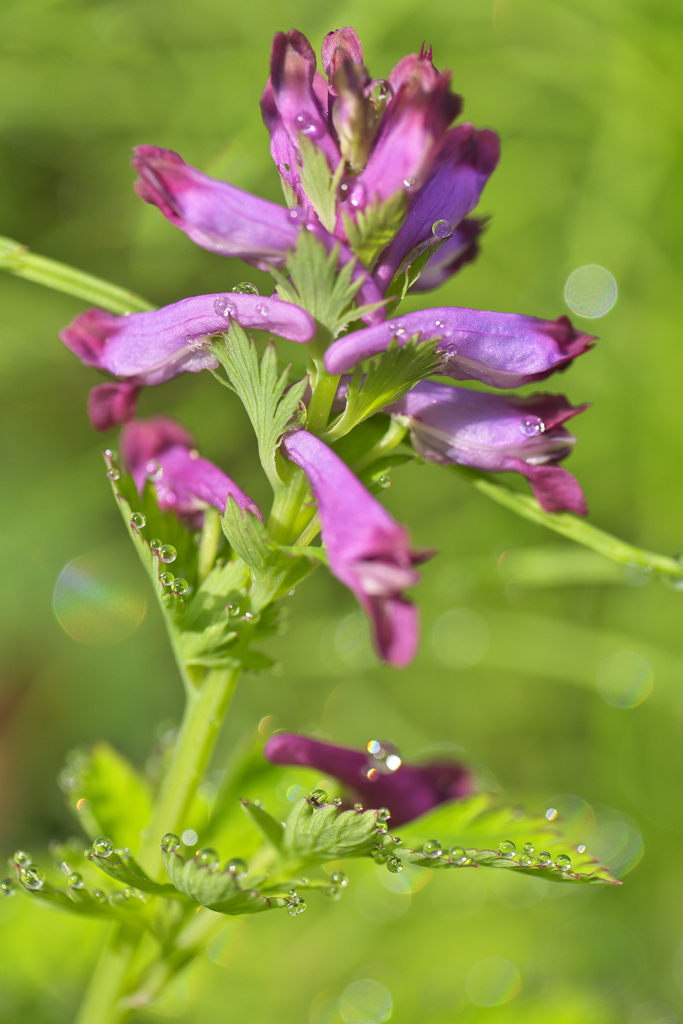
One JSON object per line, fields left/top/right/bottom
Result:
{"left": 555, "top": 853, "right": 572, "bottom": 871}
{"left": 256, "top": 304, "right": 268, "bottom": 317}
{"left": 231, "top": 282, "right": 259, "bottom": 295}
{"left": 517, "top": 853, "right": 532, "bottom": 867}
{"left": 92, "top": 837, "right": 115, "bottom": 858}
{"left": 107, "top": 469, "right": 120, "bottom": 481}
{"left": 159, "top": 545, "right": 177, "bottom": 563}
{"left": 93, "top": 889, "right": 107, "bottom": 903}
{"left": 161, "top": 833, "right": 181, "bottom": 854}
{"left": 377, "top": 808, "right": 391, "bottom": 824}
{"left": 295, "top": 113, "right": 320, "bottom": 138}
{"left": 287, "top": 895, "right": 307, "bottom": 916}
{"left": 386, "top": 856, "right": 403, "bottom": 874}
{"left": 330, "top": 871, "right": 348, "bottom": 888}
{"left": 377, "top": 476, "right": 391, "bottom": 489}
{"left": 536, "top": 850, "right": 553, "bottom": 866}
{"left": 448, "top": 846, "right": 466, "bottom": 863}
{"left": 333, "top": 797, "right": 342, "bottom": 807}
{"left": 370, "top": 79, "right": 391, "bottom": 104}
{"left": 214, "top": 296, "right": 236, "bottom": 318}
{"left": 21, "top": 866, "right": 45, "bottom": 890}
{"left": 194, "top": 848, "right": 219, "bottom": 870}
{"left": 432, "top": 219, "right": 452, "bottom": 239}
{"left": 422, "top": 839, "right": 442, "bottom": 858}
{"left": 522, "top": 842, "right": 535, "bottom": 854}
{"left": 171, "top": 578, "right": 188, "bottom": 595}
{"left": 326, "top": 885, "right": 341, "bottom": 899}
{"left": 309, "top": 788, "right": 328, "bottom": 807}
{"left": 150, "top": 538, "right": 162, "bottom": 553}
{"left": 403, "top": 176, "right": 417, "bottom": 190}
{"left": 226, "top": 858, "right": 247, "bottom": 880}
{"left": 130, "top": 513, "right": 146, "bottom": 529}
{"left": 13, "top": 851, "right": 32, "bottom": 868}
{"left": 1, "top": 878, "right": 17, "bottom": 897}
{"left": 68, "top": 872, "right": 85, "bottom": 889}
{"left": 520, "top": 415, "right": 545, "bottom": 437}
{"left": 498, "top": 840, "right": 516, "bottom": 859}
{"left": 354, "top": 803, "right": 363, "bottom": 812}
{"left": 159, "top": 572, "right": 174, "bottom": 586}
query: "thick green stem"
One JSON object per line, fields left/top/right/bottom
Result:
{"left": 307, "top": 362, "right": 340, "bottom": 435}
{"left": 75, "top": 924, "right": 140, "bottom": 1024}
{"left": 0, "top": 235, "right": 154, "bottom": 313}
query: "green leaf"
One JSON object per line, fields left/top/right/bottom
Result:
{"left": 240, "top": 799, "right": 285, "bottom": 850}
{"left": 298, "top": 136, "right": 344, "bottom": 233}
{"left": 324, "top": 336, "right": 440, "bottom": 440}
{"left": 161, "top": 848, "right": 286, "bottom": 915}
{"left": 211, "top": 323, "right": 307, "bottom": 489}
{"left": 270, "top": 230, "right": 379, "bottom": 337}
{"left": 382, "top": 238, "right": 443, "bottom": 315}
{"left": 87, "top": 846, "right": 181, "bottom": 899}
{"left": 12, "top": 864, "right": 148, "bottom": 922}
{"left": 63, "top": 743, "right": 152, "bottom": 847}
{"left": 342, "top": 192, "right": 407, "bottom": 269}
{"left": 283, "top": 796, "right": 383, "bottom": 861}
{"left": 390, "top": 794, "right": 619, "bottom": 884}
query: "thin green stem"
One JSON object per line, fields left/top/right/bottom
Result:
{"left": 0, "top": 235, "right": 154, "bottom": 314}
{"left": 267, "top": 463, "right": 312, "bottom": 544}
{"left": 452, "top": 465, "right": 683, "bottom": 577}
{"left": 74, "top": 924, "right": 140, "bottom": 1024}
{"left": 307, "top": 361, "right": 340, "bottom": 435}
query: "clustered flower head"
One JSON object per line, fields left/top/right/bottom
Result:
{"left": 58, "top": 25, "right": 594, "bottom": 669}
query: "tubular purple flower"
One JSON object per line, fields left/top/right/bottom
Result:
{"left": 60, "top": 293, "right": 316, "bottom": 386}
{"left": 387, "top": 380, "right": 589, "bottom": 514}
{"left": 132, "top": 146, "right": 305, "bottom": 268}
{"left": 281, "top": 429, "right": 427, "bottom": 666}
{"left": 88, "top": 382, "right": 140, "bottom": 432}
{"left": 120, "top": 417, "right": 260, "bottom": 524}
{"left": 325, "top": 307, "right": 595, "bottom": 388}
{"left": 409, "top": 217, "right": 484, "bottom": 292}
{"left": 321, "top": 27, "right": 364, "bottom": 76}
{"left": 264, "top": 733, "right": 471, "bottom": 827}
{"left": 373, "top": 125, "right": 499, "bottom": 291}
{"left": 265, "top": 31, "right": 341, "bottom": 170}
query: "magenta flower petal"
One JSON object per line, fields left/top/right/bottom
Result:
{"left": 387, "top": 380, "right": 589, "bottom": 514}
{"left": 121, "top": 417, "right": 260, "bottom": 523}
{"left": 88, "top": 382, "right": 140, "bottom": 432}
{"left": 132, "top": 146, "right": 303, "bottom": 268}
{"left": 61, "top": 293, "right": 316, "bottom": 386}
{"left": 281, "top": 429, "right": 426, "bottom": 666}
{"left": 325, "top": 307, "right": 595, "bottom": 388}
{"left": 321, "top": 27, "right": 364, "bottom": 77}
{"left": 374, "top": 125, "right": 499, "bottom": 291}
{"left": 408, "top": 217, "right": 484, "bottom": 292}
{"left": 264, "top": 733, "right": 471, "bottom": 827}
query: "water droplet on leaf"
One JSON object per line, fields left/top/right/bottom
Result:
{"left": 232, "top": 282, "right": 259, "bottom": 295}
{"left": 13, "top": 851, "right": 31, "bottom": 868}
{"left": 161, "top": 833, "right": 180, "bottom": 853}
{"left": 1, "top": 878, "right": 17, "bottom": 897}
{"left": 536, "top": 851, "right": 553, "bottom": 866}
{"left": 92, "top": 837, "right": 114, "bottom": 858}
{"left": 21, "top": 866, "right": 45, "bottom": 890}
{"left": 150, "top": 538, "right": 162, "bottom": 553}
{"left": 107, "top": 469, "right": 120, "bottom": 481}
{"left": 68, "top": 872, "right": 84, "bottom": 889}
{"left": 330, "top": 871, "right": 348, "bottom": 887}
{"left": 159, "top": 545, "right": 177, "bottom": 564}
{"left": 309, "top": 789, "right": 328, "bottom": 807}
{"left": 159, "top": 572, "right": 174, "bottom": 586}
{"left": 195, "top": 848, "right": 219, "bottom": 870}
{"left": 171, "top": 578, "right": 188, "bottom": 595}
{"left": 130, "top": 513, "right": 146, "bottom": 529}
{"left": 377, "top": 808, "right": 391, "bottom": 824}
{"left": 432, "top": 219, "right": 452, "bottom": 239}
{"left": 386, "top": 857, "right": 403, "bottom": 874}
{"left": 448, "top": 846, "right": 466, "bottom": 863}
{"left": 422, "top": 839, "right": 442, "bottom": 858}
{"left": 226, "top": 858, "right": 247, "bottom": 880}
{"left": 555, "top": 853, "right": 572, "bottom": 871}
{"left": 522, "top": 842, "right": 535, "bottom": 854}
{"left": 498, "top": 840, "right": 516, "bottom": 859}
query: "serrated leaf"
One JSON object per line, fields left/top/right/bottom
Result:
{"left": 87, "top": 847, "right": 181, "bottom": 899}
{"left": 64, "top": 742, "right": 152, "bottom": 847}
{"left": 298, "top": 136, "right": 344, "bottom": 233}
{"left": 211, "top": 324, "right": 306, "bottom": 489}
{"left": 325, "top": 337, "right": 440, "bottom": 439}
{"left": 342, "top": 192, "right": 407, "bottom": 269}
{"left": 13, "top": 868, "right": 146, "bottom": 922}
{"left": 240, "top": 799, "right": 285, "bottom": 850}
{"left": 283, "top": 797, "right": 382, "bottom": 860}
{"left": 161, "top": 849, "right": 286, "bottom": 915}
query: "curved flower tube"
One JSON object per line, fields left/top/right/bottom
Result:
{"left": 387, "top": 380, "right": 588, "bottom": 514}
{"left": 264, "top": 733, "right": 471, "bottom": 827}
{"left": 88, "top": 381, "right": 141, "bottom": 432}
{"left": 132, "top": 146, "right": 306, "bottom": 268}
{"left": 60, "top": 293, "right": 316, "bottom": 387}
{"left": 325, "top": 307, "right": 594, "bottom": 388}
{"left": 281, "top": 429, "right": 428, "bottom": 666}
{"left": 121, "top": 417, "right": 260, "bottom": 525}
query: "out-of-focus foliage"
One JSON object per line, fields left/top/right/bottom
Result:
{"left": 1, "top": 0, "right": 682, "bottom": 1020}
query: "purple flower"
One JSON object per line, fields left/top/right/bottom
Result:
{"left": 325, "top": 307, "right": 594, "bottom": 388}
{"left": 387, "top": 380, "right": 588, "bottom": 514}
{"left": 373, "top": 125, "right": 499, "bottom": 292}
{"left": 264, "top": 733, "right": 471, "bottom": 827}
{"left": 121, "top": 417, "right": 260, "bottom": 525}
{"left": 408, "top": 217, "right": 484, "bottom": 292}
{"left": 132, "top": 146, "right": 306, "bottom": 268}
{"left": 88, "top": 382, "right": 140, "bottom": 432}
{"left": 60, "top": 293, "right": 315, "bottom": 387}
{"left": 281, "top": 429, "right": 427, "bottom": 666}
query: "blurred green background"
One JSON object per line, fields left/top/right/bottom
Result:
{"left": 1, "top": 0, "right": 682, "bottom": 1020}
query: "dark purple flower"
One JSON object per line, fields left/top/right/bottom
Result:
{"left": 121, "top": 417, "right": 260, "bottom": 524}
{"left": 281, "top": 429, "right": 427, "bottom": 666}
{"left": 88, "top": 382, "right": 140, "bottom": 432}
{"left": 325, "top": 307, "right": 594, "bottom": 388}
{"left": 387, "top": 380, "right": 588, "bottom": 514}
{"left": 264, "top": 733, "right": 471, "bottom": 827}
{"left": 408, "top": 217, "right": 484, "bottom": 292}
{"left": 373, "top": 125, "right": 499, "bottom": 291}
{"left": 60, "top": 293, "right": 315, "bottom": 386}
{"left": 133, "top": 146, "right": 306, "bottom": 268}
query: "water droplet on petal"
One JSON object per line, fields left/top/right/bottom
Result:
{"left": 194, "top": 848, "right": 219, "bottom": 870}
{"left": 214, "top": 296, "right": 236, "bottom": 318}
{"left": 21, "top": 866, "right": 45, "bottom": 890}
{"left": 309, "top": 789, "right": 328, "bottom": 807}
{"left": 256, "top": 304, "right": 268, "bottom": 317}
{"left": 520, "top": 415, "right": 545, "bottom": 437}
{"left": 92, "top": 837, "right": 114, "bottom": 858}
{"left": 498, "top": 840, "right": 516, "bottom": 859}
{"left": 432, "top": 219, "right": 452, "bottom": 239}
{"left": 161, "top": 833, "right": 181, "bottom": 854}
{"left": 403, "top": 176, "right": 416, "bottom": 190}
{"left": 422, "top": 839, "right": 442, "bottom": 858}
{"left": 159, "top": 545, "right": 177, "bottom": 564}
{"left": 232, "top": 282, "right": 259, "bottom": 295}
{"left": 295, "top": 113, "right": 321, "bottom": 138}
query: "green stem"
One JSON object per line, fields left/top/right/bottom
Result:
{"left": 0, "top": 235, "right": 154, "bottom": 314}
{"left": 307, "top": 361, "right": 340, "bottom": 435}
{"left": 453, "top": 465, "right": 683, "bottom": 577}
{"left": 74, "top": 924, "right": 140, "bottom": 1024}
